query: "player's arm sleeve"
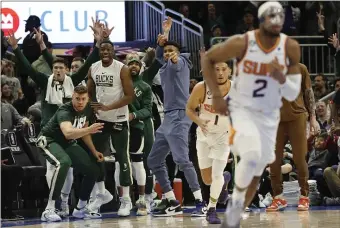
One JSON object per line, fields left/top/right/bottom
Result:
{"left": 72, "top": 47, "right": 100, "bottom": 86}
{"left": 133, "top": 86, "right": 153, "bottom": 120}
{"left": 281, "top": 38, "right": 302, "bottom": 102}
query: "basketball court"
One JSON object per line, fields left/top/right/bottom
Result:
{"left": 2, "top": 207, "right": 340, "bottom": 228}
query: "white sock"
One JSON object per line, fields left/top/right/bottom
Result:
{"left": 61, "top": 193, "right": 69, "bottom": 203}
{"left": 90, "top": 182, "right": 98, "bottom": 199}
{"left": 162, "top": 194, "right": 166, "bottom": 199}
{"left": 193, "top": 190, "right": 203, "bottom": 201}
{"left": 139, "top": 194, "right": 145, "bottom": 201}
{"left": 165, "top": 191, "right": 176, "bottom": 201}
{"left": 97, "top": 181, "right": 105, "bottom": 195}
{"left": 46, "top": 200, "right": 55, "bottom": 210}
{"left": 77, "top": 200, "right": 87, "bottom": 209}
{"left": 122, "top": 186, "right": 130, "bottom": 198}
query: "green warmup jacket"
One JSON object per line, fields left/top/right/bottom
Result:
{"left": 128, "top": 52, "right": 163, "bottom": 130}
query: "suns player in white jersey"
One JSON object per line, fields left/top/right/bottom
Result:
{"left": 201, "top": 2, "right": 302, "bottom": 227}
{"left": 186, "top": 62, "right": 232, "bottom": 224}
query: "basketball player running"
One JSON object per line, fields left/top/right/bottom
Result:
{"left": 186, "top": 61, "right": 232, "bottom": 224}
{"left": 201, "top": 2, "right": 302, "bottom": 227}
{"left": 36, "top": 85, "right": 104, "bottom": 221}
{"left": 87, "top": 40, "right": 135, "bottom": 216}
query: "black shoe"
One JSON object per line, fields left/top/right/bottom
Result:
{"left": 323, "top": 197, "right": 340, "bottom": 206}
{"left": 152, "top": 199, "right": 183, "bottom": 217}
{"left": 2, "top": 212, "right": 24, "bottom": 221}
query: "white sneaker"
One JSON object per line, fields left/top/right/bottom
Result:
{"left": 262, "top": 193, "right": 273, "bottom": 207}
{"left": 87, "top": 190, "right": 114, "bottom": 212}
{"left": 41, "top": 208, "right": 62, "bottom": 222}
{"left": 118, "top": 197, "right": 132, "bottom": 217}
{"left": 136, "top": 198, "right": 147, "bottom": 216}
{"left": 56, "top": 201, "right": 69, "bottom": 217}
{"left": 72, "top": 206, "right": 102, "bottom": 219}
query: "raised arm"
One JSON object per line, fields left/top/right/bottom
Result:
{"left": 7, "top": 31, "right": 48, "bottom": 89}
{"left": 141, "top": 48, "right": 163, "bottom": 85}
{"left": 33, "top": 28, "right": 54, "bottom": 69}
{"left": 86, "top": 67, "right": 96, "bottom": 101}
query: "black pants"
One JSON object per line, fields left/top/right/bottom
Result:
{"left": 1, "top": 165, "right": 24, "bottom": 216}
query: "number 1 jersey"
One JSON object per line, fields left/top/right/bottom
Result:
{"left": 230, "top": 30, "right": 289, "bottom": 113}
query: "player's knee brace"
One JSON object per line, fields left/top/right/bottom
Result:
{"left": 132, "top": 162, "right": 146, "bottom": 186}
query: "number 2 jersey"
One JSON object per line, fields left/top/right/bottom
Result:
{"left": 230, "top": 30, "right": 289, "bottom": 113}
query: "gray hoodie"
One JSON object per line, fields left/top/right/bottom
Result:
{"left": 157, "top": 50, "right": 193, "bottom": 112}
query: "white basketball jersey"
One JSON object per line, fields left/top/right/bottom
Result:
{"left": 91, "top": 60, "right": 129, "bottom": 122}
{"left": 230, "top": 30, "right": 289, "bottom": 113}
{"left": 199, "top": 81, "right": 233, "bottom": 134}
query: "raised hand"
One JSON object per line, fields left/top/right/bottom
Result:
{"left": 162, "top": 17, "right": 172, "bottom": 33}
{"left": 90, "top": 16, "right": 103, "bottom": 42}
{"left": 328, "top": 33, "right": 339, "bottom": 50}
{"left": 102, "top": 21, "right": 114, "bottom": 39}
{"left": 199, "top": 47, "right": 206, "bottom": 59}
{"left": 157, "top": 34, "right": 167, "bottom": 47}
{"left": 316, "top": 11, "right": 325, "bottom": 31}
{"left": 6, "top": 30, "right": 20, "bottom": 49}
{"left": 169, "top": 52, "right": 178, "bottom": 64}
{"left": 33, "top": 28, "right": 44, "bottom": 44}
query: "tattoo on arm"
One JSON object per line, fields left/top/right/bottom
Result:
{"left": 304, "top": 88, "right": 316, "bottom": 117}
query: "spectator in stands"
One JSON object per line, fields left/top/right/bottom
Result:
{"left": 22, "top": 15, "right": 49, "bottom": 64}
{"left": 32, "top": 41, "right": 54, "bottom": 75}
{"left": 179, "top": 4, "right": 190, "bottom": 18}
{"left": 1, "top": 30, "right": 9, "bottom": 60}
{"left": 70, "top": 57, "right": 85, "bottom": 75}
{"left": 1, "top": 161, "right": 24, "bottom": 221}
{"left": 307, "top": 132, "right": 334, "bottom": 198}
{"left": 303, "top": 2, "right": 338, "bottom": 35}
{"left": 316, "top": 101, "right": 331, "bottom": 130}
{"left": 323, "top": 161, "right": 340, "bottom": 205}
{"left": 235, "top": 9, "right": 256, "bottom": 34}
{"left": 334, "top": 79, "right": 340, "bottom": 91}
{"left": 206, "top": 24, "right": 224, "bottom": 48}
{"left": 314, "top": 74, "right": 329, "bottom": 100}
{"left": 1, "top": 87, "right": 30, "bottom": 130}
{"left": 1, "top": 59, "right": 21, "bottom": 100}
{"left": 1, "top": 82, "right": 14, "bottom": 104}
{"left": 73, "top": 45, "right": 91, "bottom": 59}
{"left": 204, "top": 3, "right": 226, "bottom": 34}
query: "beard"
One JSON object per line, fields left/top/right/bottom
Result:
{"left": 262, "top": 27, "right": 280, "bottom": 37}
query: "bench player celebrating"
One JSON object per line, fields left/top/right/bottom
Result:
{"left": 201, "top": 2, "right": 302, "bottom": 227}
{"left": 186, "top": 61, "right": 232, "bottom": 224}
